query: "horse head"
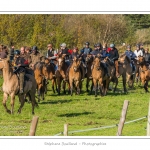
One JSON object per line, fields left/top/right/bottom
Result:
{"left": 119, "top": 53, "right": 130, "bottom": 65}
{"left": 72, "top": 57, "right": 81, "bottom": 72}
{"left": 137, "top": 55, "right": 145, "bottom": 65}
{"left": 0, "top": 58, "right": 12, "bottom": 70}
{"left": 93, "top": 57, "right": 101, "bottom": 70}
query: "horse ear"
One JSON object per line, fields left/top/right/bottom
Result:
{"left": 62, "top": 54, "right": 66, "bottom": 59}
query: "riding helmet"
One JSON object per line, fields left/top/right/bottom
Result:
{"left": 14, "top": 50, "right": 20, "bottom": 55}
{"left": 110, "top": 43, "right": 115, "bottom": 48}
{"left": 85, "top": 42, "right": 90, "bottom": 46}
{"left": 32, "top": 46, "right": 38, "bottom": 51}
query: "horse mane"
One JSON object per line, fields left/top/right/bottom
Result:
{"left": 34, "top": 62, "right": 43, "bottom": 71}
{"left": 125, "top": 55, "right": 131, "bottom": 63}
{"left": 119, "top": 53, "right": 126, "bottom": 58}
{"left": 119, "top": 53, "right": 130, "bottom": 63}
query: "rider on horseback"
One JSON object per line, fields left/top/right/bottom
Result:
{"left": 107, "top": 43, "right": 119, "bottom": 78}
{"left": 125, "top": 45, "right": 136, "bottom": 74}
{"left": 13, "top": 50, "right": 29, "bottom": 94}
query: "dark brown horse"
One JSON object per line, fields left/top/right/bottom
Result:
{"left": 104, "top": 57, "right": 118, "bottom": 93}
{"left": 69, "top": 57, "right": 82, "bottom": 96}
{"left": 85, "top": 54, "right": 93, "bottom": 92}
{"left": 137, "top": 56, "right": 150, "bottom": 92}
{"left": 118, "top": 53, "right": 132, "bottom": 93}
{"left": 42, "top": 57, "right": 57, "bottom": 94}
{"left": 55, "top": 54, "right": 69, "bottom": 95}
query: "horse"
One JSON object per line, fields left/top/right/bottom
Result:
{"left": 0, "top": 59, "right": 37, "bottom": 114}
{"left": 91, "top": 56, "right": 108, "bottom": 97}
{"left": 85, "top": 54, "right": 93, "bottom": 92}
{"left": 137, "top": 56, "right": 150, "bottom": 92}
{"left": 69, "top": 57, "right": 82, "bottom": 96}
{"left": 42, "top": 57, "right": 57, "bottom": 94}
{"left": 118, "top": 53, "right": 133, "bottom": 93}
{"left": 34, "top": 62, "right": 46, "bottom": 102}
{"left": 104, "top": 57, "right": 118, "bottom": 93}
{"left": 55, "top": 54, "right": 70, "bottom": 95}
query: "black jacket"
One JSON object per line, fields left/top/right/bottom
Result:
{"left": 144, "top": 53, "right": 150, "bottom": 63}
{"left": 108, "top": 48, "right": 119, "bottom": 61}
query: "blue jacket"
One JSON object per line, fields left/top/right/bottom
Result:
{"left": 125, "top": 50, "right": 136, "bottom": 60}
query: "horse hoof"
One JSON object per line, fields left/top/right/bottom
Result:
{"left": 7, "top": 110, "right": 11, "bottom": 114}
{"left": 32, "top": 112, "right": 35, "bottom": 115}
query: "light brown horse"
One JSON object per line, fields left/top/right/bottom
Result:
{"left": 34, "top": 62, "right": 46, "bottom": 102}
{"left": 137, "top": 56, "right": 150, "bottom": 92}
{"left": 42, "top": 58, "right": 57, "bottom": 94}
{"left": 118, "top": 53, "right": 132, "bottom": 93}
{"left": 91, "top": 57, "right": 108, "bottom": 97}
{"left": 55, "top": 54, "right": 69, "bottom": 95}
{"left": 0, "top": 59, "right": 37, "bottom": 114}
{"left": 69, "top": 57, "right": 82, "bottom": 96}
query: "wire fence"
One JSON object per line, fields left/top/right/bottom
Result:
{"left": 54, "top": 116, "right": 147, "bottom": 136}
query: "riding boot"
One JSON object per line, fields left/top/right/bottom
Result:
{"left": 19, "top": 72, "right": 25, "bottom": 94}
{"left": 115, "top": 60, "right": 120, "bottom": 78}
{"left": 103, "top": 63, "right": 110, "bottom": 77}
{"left": 132, "top": 64, "right": 136, "bottom": 74}
{"left": 80, "top": 65, "right": 85, "bottom": 81}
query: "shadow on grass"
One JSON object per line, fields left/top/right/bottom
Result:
{"left": 58, "top": 111, "right": 94, "bottom": 117}
{"left": 40, "top": 99, "right": 72, "bottom": 105}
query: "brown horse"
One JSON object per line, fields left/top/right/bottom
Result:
{"left": 91, "top": 57, "right": 108, "bottom": 97}
{"left": 69, "top": 57, "right": 82, "bottom": 96}
{"left": 85, "top": 54, "right": 93, "bottom": 92}
{"left": 118, "top": 53, "right": 132, "bottom": 93}
{"left": 55, "top": 54, "right": 69, "bottom": 95}
{"left": 34, "top": 62, "right": 46, "bottom": 102}
{"left": 104, "top": 57, "right": 118, "bottom": 93}
{"left": 0, "top": 59, "right": 37, "bottom": 114}
{"left": 42, "top": 57, "right": 57, "bottom": 94}
{"left": 137, "top": 56, "right": 150, "bottom": 92}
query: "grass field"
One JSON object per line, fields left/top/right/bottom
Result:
{"left": 0, "top": 76, "right": 149, "bottom": 136}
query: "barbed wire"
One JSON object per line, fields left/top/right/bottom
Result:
{"left": 54, "top": 116, "right": 147, "bottom": 136}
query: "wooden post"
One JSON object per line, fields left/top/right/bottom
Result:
{"left": 29, "top": 116, "right": 39, "bottom": 136}
{"left": 117, "top": 100, "right": 129, "bottom": 136}
{"left": 147, "top": 101, "right": 150, "bottom": 136}
{"left": 64, "top": 124, "right": 68, "bottom": 136}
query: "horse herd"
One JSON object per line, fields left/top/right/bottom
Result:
{"left": 0, "top": 53, "right": 149, "bottom": 115}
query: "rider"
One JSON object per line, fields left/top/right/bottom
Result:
{"left": 13, "top": 50, "right": 29, "bottom": 94}
{"left": 140, "top": 43, "right": 145, "bottom": 54}
{"left": 125, "top": 45, "right": 136, "bottom": 74}
{"left": 96, "top": 43, "right": 103, "bottom": 52}
{"left": 143, "top": 47, "right": 150, "bottom": 64}
{"left": 134, "top": 44, "right": 143, "bottom": 57}
{"left": 58, "top": 43, "right": 70, "bottom": 66}
{"left": 46, "top": 43, "right": 57, "bottom": 71}
{"left": 30, "top": 46, "right": 42, "bottom": 69}
{"left": 108, "top": 43, "right": 119, "bottom": 78}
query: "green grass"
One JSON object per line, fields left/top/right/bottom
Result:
{"left": 0, "top": 77, "right": 149, "bottom": 136}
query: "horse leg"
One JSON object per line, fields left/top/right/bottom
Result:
{"left": 18, "top": 94, "right": 25, "bottom": 114}
{"left": 70, "top": 80, "right": 73, "bottom": 96}
{"left": 122, "top": 74, "right": 127, "bottom": 93}
{"left": 54, "top": 78, "right": 58, "bottom": 93}
{"left": 113, "top": 78, "right": 118, "bottom": 93}
{"left": 52, "top": 79, "right": 55, "bottom": 93}
{"left": 10, "top": 93, "right": 15, "bottom": 114}
{"left": 93, "top": 79, "right": 97, "bottom": 97}
{"left": 3, "top": 93, "right": 11, "bottom": 114}
{"left": 86, "top": 78, "right": 89, "bottom": 92}
{"left": 76, "top": 80, "right": 80, "bottom": 95}
{"left": 99, "top": 79, "right": 104, "bottom": 96}
{"left": 28, "top": 92, "right": 36, "bottom": 115}
{"left": 56, "top": 77, "right": 61, "bottom": 95}
{"left": 90, "top": 81, "right": 94, "bottom": 95}
{"left": 62, "top": 80, "right": 66, "bottom": 94}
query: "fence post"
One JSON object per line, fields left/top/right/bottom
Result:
{"left": 117, "top": 100, "right": 129, "bottom": 136}
{"left": 147, "top": 101, "right": 150, "bottom": 136}
{"left": 29, "top": 116, "right": 39, "bottom": 136}
{"left": 64, "top": 124, "right": 68, "bottom": 136}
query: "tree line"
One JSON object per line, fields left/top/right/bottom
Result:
{"left": 0, "top": 14, "right": 149, "bottom": 51}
